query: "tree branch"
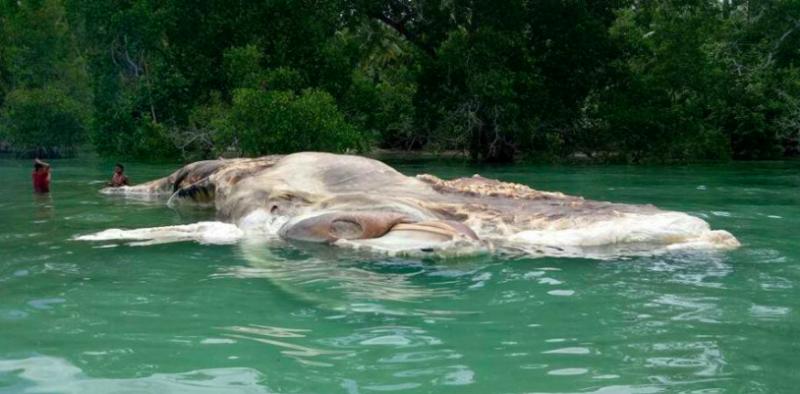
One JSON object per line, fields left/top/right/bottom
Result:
{"left": 371, "top": 13, "right": 437, "bottom": 58}
{"left": 768, "top": 17, "right": 800, "bottom": 64}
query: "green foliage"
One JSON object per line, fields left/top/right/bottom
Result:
{"left": 578, "top": 0, "right": 800, "bottom": 162}
{"left": 409, "top": 0, "right": 619, "bottom": 162}
{"left": 710, "top": 0, "right": 800, "bottom": 158}
{"left": 345, "top": 71, "right": 417, "bottom": 148}
{"left": 224, "top": 45, "right": 265, "bottom": 89}
{"left": 582, "top": 2, "right": 730, "bottom": 161}
{"left": 1, "top": 0, "right": 798, "bottom": 162}
{"left": 0, "top": 88, "right": 86, "bottom": 156}
{"left": 214, "top": 88, "right": 366, "bottom": 156}
{"left": 332, "top": 26, "right": 419, "bottom": 149}
{"left": 3, "top": 0, "right": 75, "bottom": 89}
{"left": 0, "top": 0, "right": 91, "bottom": 157}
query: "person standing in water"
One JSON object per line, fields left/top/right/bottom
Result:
{"left": 107, "top": 163, "right": 129, "bottom": 187}
{"left": 32, "top": 159, "right": 51, "bottom": 193}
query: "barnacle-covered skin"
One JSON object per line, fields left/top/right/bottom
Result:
{"left": 99, "top": 152, "right": 739, "bottom": 257}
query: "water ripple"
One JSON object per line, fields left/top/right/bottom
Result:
{"left": 0, "top": 356, "right": 271, "bottom": 393}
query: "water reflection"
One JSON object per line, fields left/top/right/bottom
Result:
{"left": 32, "top": 193, "right": 54, "bottom": 223}
{"left": 0, "top": 356, "right": 271, "bottom": 393}
{"left": 207, "top": 239, "right": 763, "bottom": 391}
{"left": 528, "top": 387, "right": 663, "bottom": 394}
{"left": 223, "top": 327, "right": 347, "bottom": 366}
{"left": 216, "top": 239, "right": 463, "bottom": 311}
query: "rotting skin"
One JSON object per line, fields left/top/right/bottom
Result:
{"left": 99, "top": 152, "right": 739, "bottom": 257}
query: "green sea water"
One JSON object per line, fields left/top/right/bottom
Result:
{"left": 0, "top": 157, "right": 798, "bottom": 393}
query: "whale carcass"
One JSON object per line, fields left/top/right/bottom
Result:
{"left": 78, "top": 152, "right": 739, "bottom": 258}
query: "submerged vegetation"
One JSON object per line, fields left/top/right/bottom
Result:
{"left": 0, "top": 0, "right": 798, "bottom": 162}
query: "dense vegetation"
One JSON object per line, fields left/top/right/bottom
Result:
{"left": 1, "top": 0, "right": 798, "bottom": 162}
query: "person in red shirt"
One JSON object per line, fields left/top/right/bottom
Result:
{"left": 32, "top": 159, "right": 51, "bottom": 193}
